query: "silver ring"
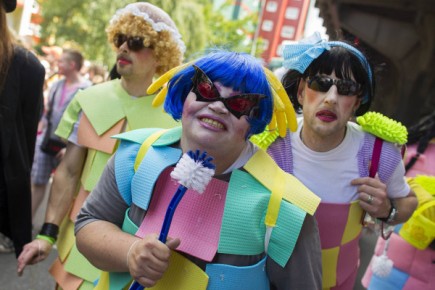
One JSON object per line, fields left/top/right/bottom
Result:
{"left": 367, "top": 194, "right": 374, "bottom": 204}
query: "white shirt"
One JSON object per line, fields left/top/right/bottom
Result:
{"left": 292, "top": 119, "right": 410, "bottom": 203}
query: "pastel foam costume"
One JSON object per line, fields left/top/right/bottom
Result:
{"left": 255, "top": 32, "right": 398, "bottom": 290}
{"left": 92, "top": 126, "right": 321, "bottom": 289}
{"left": 265, "top": 122, "right": 406, "bottom": 289}
{"left": 254, "top": 112, "right": 408, "bottom": 290}
{"left": 51, "top": 79, "right": 178, "bottom": 290}
{"left": 361, "top": 143, "right": 435, "bottom": 290}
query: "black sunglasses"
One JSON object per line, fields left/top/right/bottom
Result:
{"left": 191, "top": 65, "right": 265, "bottom": 119}
{"left": 307, "top": 75, "right": 362, "bottom": 96}
{"left": 113, "top": 34, "right": 148, "bottom": 51}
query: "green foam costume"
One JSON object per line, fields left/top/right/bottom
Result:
{"left": 52, "top": 79, "right": 178, "bottom": 290}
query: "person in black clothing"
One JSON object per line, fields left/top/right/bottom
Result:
{"left": 0, "top": 0, "right": 45, "bottom": 256}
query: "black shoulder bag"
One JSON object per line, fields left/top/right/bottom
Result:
{"left": 40, "top": 86, "right": 66, "bottom": 156}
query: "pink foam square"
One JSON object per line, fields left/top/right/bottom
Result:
{"left": 137, "top": 167, "right": 228, "bottom": 261}
{"left": 315, "top": 203, "right": 350, "bottom": 248}
{"left": 336, "top": 237, "right": 359, "bottom": 285}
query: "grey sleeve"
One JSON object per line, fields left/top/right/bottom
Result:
{"left": 74, "top": 156, "right": 129, "bottom": 234}
{"left": 267, "top": 214, "right": 322, "bottom": 290}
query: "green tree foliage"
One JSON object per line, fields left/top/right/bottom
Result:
{"left": 38, "top": 0, "right": 262, "bottom": 66}
{"left": 38, "top": 0, "right": 132, "bottom": 67}
{"left": 202, "top": 1, "right": 259, "bottom": 56}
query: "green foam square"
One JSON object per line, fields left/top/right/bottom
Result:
{"left": 268, "top": 201, "right": 306, "bottom": 267}
{"left": 218, "top": 169, "right": 269, "bottom": 255}
{"left": 218, "top": 169, "right": 307, "bottom": 267}
{"left": 64, "top": 243, "right": 101, "bottom": 283}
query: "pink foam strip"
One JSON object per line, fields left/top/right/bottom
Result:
{"left": 387, "top": 233, "right": 415, "bottom": 272}
{"left": 362, "top": 233, "right": 435, "bottom": 288}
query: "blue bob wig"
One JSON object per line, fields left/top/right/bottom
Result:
{"left": 164, "top": 50, "right": 273, "bottom": 136}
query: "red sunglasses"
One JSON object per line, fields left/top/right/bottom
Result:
{"left": 191, "top": 65, "right": 265, "bottom": 119}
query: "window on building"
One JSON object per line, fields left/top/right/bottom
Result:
{"left": 281, "top": 25, "right": 295, "bottom": 39}
{"left": 262, "top": 20, "right": 274, "bottom": 32}
{"left": 285, "top": 7, "right": 300, "bottom": 20}
{"left": 266, "top": 1, "right": 278, "bottom": 12}
{"left": 263, "top": 39, "right": 270, "bottom": 50}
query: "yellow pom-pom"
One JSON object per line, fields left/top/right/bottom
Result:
{"left": 356, "top": 112, "right": 408, "bottom": 145}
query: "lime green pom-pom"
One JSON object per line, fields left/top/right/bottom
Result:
{"left": 250, "top": 128, "right": 280, "bottom": 150}
{"left": 356, "top": 112, "right": 408, "bottom": 145}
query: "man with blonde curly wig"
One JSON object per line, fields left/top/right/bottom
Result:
{"left": 17, "top": 3, "right": 184, "bottom": 289}
{"left": 106, "top": 2, "right": 184, "bottom": 77}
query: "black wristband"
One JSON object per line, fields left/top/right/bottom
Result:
{"left": 378, "top": 200, "right": 395, "bottom": 223}
{"left": 378, "top": 217, "right": 390, "bottom": 223}
{"left": 39, "top": 223, "right": 59, "bottom": 240}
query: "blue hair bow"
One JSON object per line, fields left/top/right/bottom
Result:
{"left": 282, "top": 32, "right": 372, "bottom": 104}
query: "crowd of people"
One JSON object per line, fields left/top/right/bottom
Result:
{"left": 1, "top": 0, "right": 433, "bottom": 289}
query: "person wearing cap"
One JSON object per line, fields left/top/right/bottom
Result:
{"left": 17, "top": 3, "right": 184, "bottom": 288}
{"left": 262, "top": 32, "right": 417, "bottom": 289}
{"left": 0, "top": 0, "right": 45, "bottom": 256}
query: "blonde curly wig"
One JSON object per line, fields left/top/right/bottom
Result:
{"left": 106, "top": 3, "right": 184, "bottom": 76}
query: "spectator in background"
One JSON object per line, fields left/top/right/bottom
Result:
{"left": 0, "top": 0, "right": 45, "bottom": 256}
{"left": 86, "top": 63, "right": 107, "bottom": 85}
{"left": 31, "top": 49, "right": 91, "bottom": 219}
{"left": 17, "top": 3, "right": 184, "bottom": 289}
{"left": 40, "top": 45, "right": 62, "bottom": 86}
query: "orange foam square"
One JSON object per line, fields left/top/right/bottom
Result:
{"left": 78, "top": 112, "right": 125, "bottom": 154}
{"left": 69, "top": 186, "right": 90, "bottom": 222}
{"left": 49, "top": 257, "right": 83, "bottom": 290}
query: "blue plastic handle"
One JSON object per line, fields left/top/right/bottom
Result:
{"left": 128, "top": 281, "right": 144, "bottom": 290}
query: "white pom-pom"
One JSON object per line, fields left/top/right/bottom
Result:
{"left": 372, "top": 254, "right": 393, "bottom": 277}
{"left": 170, "top": 153, "right": 215, "bottom": 194}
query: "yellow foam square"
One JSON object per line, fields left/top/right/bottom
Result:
{"left": 149, "top": 251, "right": 209, "bottom": 290}
{"left": 57, "top": 216, "right": 75, "bottom": 262}
{"left": 341, "top": 201, "right": 363, "bottom": 244}
{"left": 322, "top": 247, "right": 339, "bottom": 288}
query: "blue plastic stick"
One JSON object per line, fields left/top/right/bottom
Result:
{"left": 158, "top": 186, "right": 187, "bottom": 242}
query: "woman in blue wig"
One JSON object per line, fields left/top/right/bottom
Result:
{"left": 265, "top": 33, "right": 417, "bottom": 290}
{"left": 74, "top": 50, "right": 322, "bottom": 289}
